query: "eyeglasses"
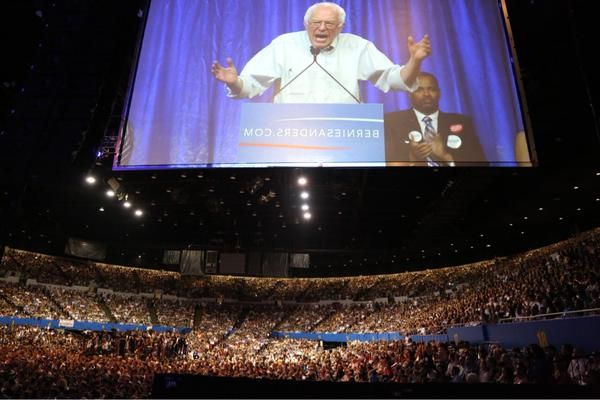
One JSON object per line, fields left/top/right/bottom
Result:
{"left": 308, "top": 20, "right": 339, "bottom": 29}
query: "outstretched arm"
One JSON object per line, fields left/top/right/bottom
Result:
{"left": 401, "top": 34, "right": 432, "bottom": 88}
{"left": 211, "top": 57, "right": 243, "bottom": 95}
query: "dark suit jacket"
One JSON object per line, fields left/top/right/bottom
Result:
{"left": 384, "top": 109, "right": 487, "bottom": 166}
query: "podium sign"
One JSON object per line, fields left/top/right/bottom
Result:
{"left": 238, "top": 103, "right": 385, "bottom": 166}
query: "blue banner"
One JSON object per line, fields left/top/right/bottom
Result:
{"left": 237, "top": 103, "right": 385, "bottom": 166}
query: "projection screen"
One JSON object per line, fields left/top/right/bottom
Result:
{"left": 114, "top": 0, "right": 532, "bottom": 169}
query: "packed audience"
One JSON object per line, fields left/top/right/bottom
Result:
{"left": 1, "top": 228, "right": 599, "bottom": 331}
{"left": 1, "top": 325, "right": 599, "bottom": 398}
{"left": 0, "top": 228, "right": 599, "bottom": 397}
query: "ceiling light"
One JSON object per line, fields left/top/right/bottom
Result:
{"left": 298, "top": 177, "right": 307, "bottom": 185}
{"left": 301, "top": 204, "right": 309, "bottom": 211}
{"left": 573, "top": 186, "right": 579, "bottom": 190}
{"left": 85, "top": 176, "right": 96, "bottom": 184}
{"left": 303, "top": 212, "right": 312, "bottom": 220}
{"left": 135, "top": 209, "right": 143, "bottom": 216}
{"left": 106, "top": 190, "right": 115, "bottom": 197}
{"left": 123, "top": 201, "right": 131, "bottom": 208}
{"left": 98, "top": 207, "right": 104, "bottom": 212}
{"left": 300, "top": 192, "right": 309, "bottom": 199}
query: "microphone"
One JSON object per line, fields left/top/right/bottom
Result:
{"left": 312, "top": 48, "right": 361, "bottom": 104}
{"left": 272, "top": 47, "right": 319, "bottom": 99}
{"left": 273, "top": 46, "right": 361, "bottom": 103}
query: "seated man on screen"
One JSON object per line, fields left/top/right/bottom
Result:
{"left": 384, "top": 72, "right": 487, "bottom": 166}
{"left": 211, "top": 2, "right": 431, "bottom": 103}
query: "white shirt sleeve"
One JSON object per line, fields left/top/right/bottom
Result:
{"left": 227, "top": 38, "right": 282, "bottom": 99}
{"left": 359, "top": 41, "right": 416, "bottom": 93}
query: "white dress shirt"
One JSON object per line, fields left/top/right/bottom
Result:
{"left": 229, "top": 31, "right": 415, "bottom": 103}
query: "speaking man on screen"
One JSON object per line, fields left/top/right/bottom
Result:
{"left": 211, "top": 2, "right": 431, "bottom": 103}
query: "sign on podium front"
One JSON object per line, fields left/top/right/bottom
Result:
{"left": 237, "top": 103, "right": 385, "bottom": 167}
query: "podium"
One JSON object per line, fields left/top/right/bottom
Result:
{"left": 237, "top": 103, "right": 385, "bottom": 166}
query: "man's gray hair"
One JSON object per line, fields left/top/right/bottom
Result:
{"left": 304, "top": 2, "right": 346, "bottom": 26}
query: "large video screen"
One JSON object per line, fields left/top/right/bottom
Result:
{"left": 115, "top": 0, "right": 532, "bottom": 169}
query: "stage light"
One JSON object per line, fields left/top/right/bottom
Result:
{"left": 85, "top": 176, "right": 96, "bottom": 184}
{"left": 301, "top": 204, "right": 309, "bottom": 211}
{"left": 303, "top": 212, "right": 311, "bottom": 220}
{"left": 135, "top": 209, "right": 143, "bottom": 217}
{"left": 106, "top": 190, "right": 115, "bottom": 197}
{"left": 298, "top": 177, "right": 307, "bottom": 185}
{"left": 123, "top": 201, "right": 132, "bottom": 208}
{"left": 300, "top": 192, "right": 309, "bottom": 199}
{"left": 98, "top": 207, "right": 104, "bottom": 212}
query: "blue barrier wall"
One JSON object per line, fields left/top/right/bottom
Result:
{"left": 0, "top": 316, "right": 192, "bottom": 334}
{"left": 4, "top": 315, "right": 599, "bottom": 352}
{"left": 487, "top": 316, "right": 599, "bottom": 353}
{"left": 448, "top": 316, "right": 600, "bottom": 353}
{"left": 274, "top": 316, "right": 600, "bottom": 352}
{"left": 271, "top": 331, "right": 448, "bottom": 343}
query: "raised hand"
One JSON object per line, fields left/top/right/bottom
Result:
{"left": 211, "top": 57, "right": 239, "bottom": 85}
{"left": 407, "top": 34, "right": 432, "bottom": 62}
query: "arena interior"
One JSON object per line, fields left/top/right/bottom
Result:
{"left": 1, "top": 0, "right": 600, "bottom": 398}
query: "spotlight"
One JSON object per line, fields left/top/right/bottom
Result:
{"left": 300, "top": 192, "right": 309, "bottom": 199}
{"left": 123, "top": 201, "right": 132, "bottom": 208}
{"left": 301, "top": 204, "right": 309, "bottom": 211}
{"left": 298, "top": 177, "right": 307, "bottom": 186}
{"left": 85, "top": 176, "right": 96, "bottom": 184}
{"left": 106, "top": 190, "right": 115, "bottom": 197}
{"left": 135, "top": 209, "right": 143, "bottom": 217}
{"left": 303, "top": 212, "right": 312, "bottom": 220}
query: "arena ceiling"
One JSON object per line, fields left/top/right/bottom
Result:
{"left": 1, "top": 0, "right": 599, "bottom": 276}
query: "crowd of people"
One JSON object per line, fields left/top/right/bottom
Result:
{"left": 1, "top": 228, "right": 599, "bottom": 333}
{"left": 1, "top": 228, "right": 599, "bottom": 397}
{"left": 1, "top": 324, "right": 599, "bottom": 398}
